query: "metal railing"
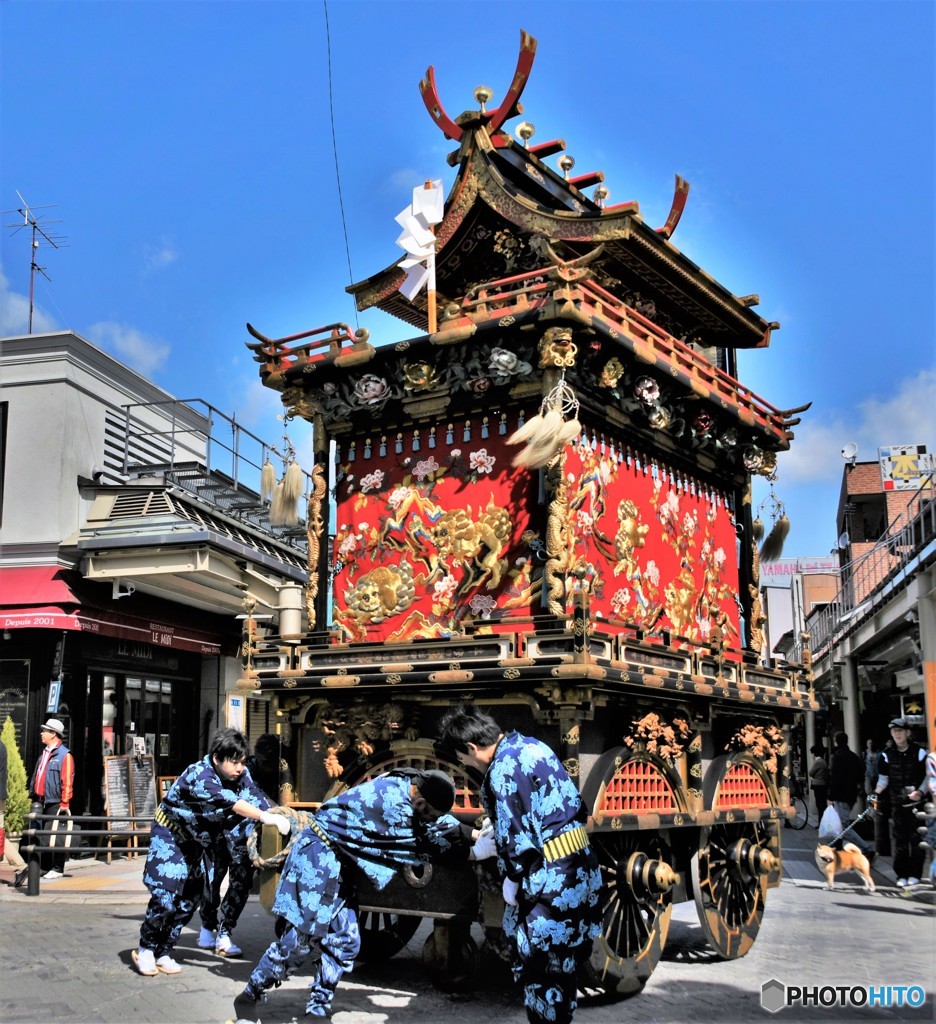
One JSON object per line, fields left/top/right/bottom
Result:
{"left": 795, "top": 485, "right": 935, "bottom": 662}
{"left": 118, "top": 397, "right": 314, "bottom": 550}
{"left": 17, "top": 803, "right": 153, "bottom": 896}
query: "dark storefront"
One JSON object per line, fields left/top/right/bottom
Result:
{"left": 0, "top": 566, "right": 234, "bottom": 815}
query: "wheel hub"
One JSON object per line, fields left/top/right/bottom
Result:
{"left": 728, "top": 837, "right": 776, "bottom": 879}
{"left": 624, "top": 851, "right": 680, "bottom": 899}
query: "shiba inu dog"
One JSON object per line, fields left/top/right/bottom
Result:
{"left": 815, "top": 842, "right": 875, "bottom": 892}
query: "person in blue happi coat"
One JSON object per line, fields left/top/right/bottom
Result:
{"left": 234, "top": 767, "right": 483, "bottom": 1020}
{"left": 133, "top": 728, "right": 290, "bottom": 977}
{"left": 438, "top": 705, "right": 602, "bottom": 1024}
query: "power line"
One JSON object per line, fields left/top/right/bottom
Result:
{"left": 322, "top": 0, "right": 358, "bottom": 330}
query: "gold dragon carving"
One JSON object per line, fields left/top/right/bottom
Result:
{"left": 305, "top": 463, "right": 327, "bottom": 629}
{"left": 545, "top": 451, "right": 572, "bottom": 615}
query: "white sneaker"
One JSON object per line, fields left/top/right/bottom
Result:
{"left": 132, "top": 948, "right": 158, "bottom": 976}
{"left": 897, "top": 877, "right": 909, "bottom": 886}
{"left": 907, "top": 877, "right": 921, "bottom": 886}
{"left": 197, "top": 926, "right": 216, "bottom": 949}
{"left": 155, "top": 954, "right": 182, "bottom": 974}
{"left": 215, "top": 933, "right": 242, "bottom": 957}
{"left": 43, "top": 870, "right": 64, "bottom": 880}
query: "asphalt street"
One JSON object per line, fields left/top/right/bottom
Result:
{"left": 0, "top": 825, "right": 932, "bottom": 1024}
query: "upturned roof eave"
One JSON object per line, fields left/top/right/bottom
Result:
{"left": 348, "top": 127, "right": 774, "bottom": 348}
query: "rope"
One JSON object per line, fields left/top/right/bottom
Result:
{"left": 246, "top": 805, "right": 316, "bottom": 870}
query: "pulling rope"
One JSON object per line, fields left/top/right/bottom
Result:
{"left": 245, "top": 805, "right": 316, "bottom": 870}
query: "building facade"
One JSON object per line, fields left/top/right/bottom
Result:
{"left": 0, "top": 331, "right": 309, "bottom": 814}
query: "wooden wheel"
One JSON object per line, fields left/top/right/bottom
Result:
{"left": 357, "top": 910, "right": 421, "bottom": 961}
{"left": 585, "top": 830, "right": 677, "bottom": 997}
{"left": 691, "top": 820, "right": 772, "bottom": 959}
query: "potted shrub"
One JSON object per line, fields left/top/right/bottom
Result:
{"left": 1, "top": 716, "right": 29, "bottom": 865}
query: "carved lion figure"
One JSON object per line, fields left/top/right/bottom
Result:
{"left": 344, "top": 559, "right": 415, "bottom": 623}
{"left": 538, "top": 326, "right": 578, "bottom": 368}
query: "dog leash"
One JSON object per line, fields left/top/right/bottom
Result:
{"left": 824, "top": 804, "right": 875, "bottom": 848}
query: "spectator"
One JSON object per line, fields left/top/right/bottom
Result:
{"left": 437, "top": 705, "right": 601, "bottom": 1024}
{"left": 808, "top": 743, "right": 829, "bottom": 819}
{"left": 828, "top": 731, "right": 874, "bottom": 859}
{"left": 234, "top": 768, "right": 475, "bottom": 1021}
{"left": 198, "top": 733, "right": 294, "bottom": 956}
{"left": 873, "top": 718, "right": 926, "bottom": 887}
{"left": 133, "top": 728, "right": 290, "bottom": 977}
{"left": 863, "top": 738, "right": 880, "bottom": 796}
{"left": 16, "top": 719, "right": 74, "bottom": 883}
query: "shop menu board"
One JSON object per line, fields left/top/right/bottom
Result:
{"left": 104, "top": 754, "right": 157, "bottom": 832}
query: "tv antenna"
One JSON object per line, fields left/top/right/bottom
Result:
{"left": 4, "top": 190, "right": 67, "bottom": 334}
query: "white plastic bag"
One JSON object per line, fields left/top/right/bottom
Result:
{"left": 818, "top": 804, "right": 842, "bottom": 841}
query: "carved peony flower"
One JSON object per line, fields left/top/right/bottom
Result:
{"left": 633, "top": 376, "right": 660, "bottom": 404}
{"left": 469, "top": 593, "right": 497, "bottom": 619}
{"left": 403, "top": 361, "right": 439, "bottom": 391}
{"left": 359, "top": 470, "right": 385, "bottom": 493}
{"left": 694, "top": 411, "right": 715, "bottom": 435}
{"left": 469, "top": 448, "right": 495, "bottom": 474}
{"left": 414, "top": 456, "right": 440, "bottom": 481}
{"left": 388, "top": 487, "right": 411, "bottom": 510}
{"left": 433, "top": 574, "right": 458, "bottom": 602}
{"left": 467, "top": 376, "right": 492, "bottom": 394}
{"left": 353, "top": 374, "right": 389, "bottom": 405}
{"left": 599, "top": 357, "right": 624, "bottom": 388}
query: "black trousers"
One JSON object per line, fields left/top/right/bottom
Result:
{"left": 40, "top": 801, "right": 69, "bottom": 872}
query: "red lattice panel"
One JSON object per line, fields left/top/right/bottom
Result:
{"left": 714, "top": 763, "right": 770, "bottom": 809}
{"left": 598, "top": 758, "right": 679, "bottom": 814}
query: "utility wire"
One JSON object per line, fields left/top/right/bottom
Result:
{"left": 323, "top": 0, "right": 359, "bottom": 331}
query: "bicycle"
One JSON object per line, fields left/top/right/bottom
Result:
{"left": 785, "top": 776, "right": 810, "bottom": 830}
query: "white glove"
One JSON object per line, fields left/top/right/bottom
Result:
{"left": 259, "top": 811, "right": 291, "bottom": 836}
{"left": 471, "top": 830, "right": 498, "bottom": 861}
{"left": 502, "top": 877, "right": 520, "bottom": 907}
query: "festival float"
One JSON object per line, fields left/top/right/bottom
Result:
{"left": 242, "top": 30, "right": 815, "bottom": 996}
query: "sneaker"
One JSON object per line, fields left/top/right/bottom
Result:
{"left": 13, "top": 868, "right": 27, "bottom": 888}
{"left": 197, "top": 926, "right": 216, "bottom": 949}
{"left": 896, "top": 877, "right": 909, "bottom": 887}
{"left": 132, "top": 948, "right": 158, "bottom": 977}
{"left": 907, "top": 877, "right": 921, "bottom": 886}
{"left": 215, "top": 933, "right": 242, "bottom": 957}
{"left": 43, "top": 870, "right": 64, "bottom": 880}
{"left": 155, "top": 954, "right": 182, "bottom": 974}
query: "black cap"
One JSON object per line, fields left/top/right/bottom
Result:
{"left": 888, "top": 717, "right": 910, "bottom": 729}
{"left": 416, "top": 769, "right": 456, "bottom": 814}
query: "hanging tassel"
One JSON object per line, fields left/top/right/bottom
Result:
{"left": 260, "top": 459, "right": 276, "bottom": 503}
{"left": 506, "top": 413, "right": 545, "bottom": 447}
{"left": 283, "top": 460, "right": 304, "bottom": 503}
{"left": 269, "top": 480, "right": 287, "bottom": 526}
{"left": 759, "top": 514, "right": 790, "bottom": 563}
{"left": 752, "top": 516, "right": 764, "bottom": 543}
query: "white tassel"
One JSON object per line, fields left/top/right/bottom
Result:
{"left": 260, "top": 459, "right": 276, "bottom": 503}
{"left": 283, "top": 461, "right": 304, "bottom": 503}
{"left": 759, "top": 514, "right": 790, "bottom": 563}
{"left": 507, "top": 414, "right": 544, "bottom": 447}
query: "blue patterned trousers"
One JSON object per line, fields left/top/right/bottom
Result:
{"left": 246, "top": 902, "right": 360, "bottom": 1016}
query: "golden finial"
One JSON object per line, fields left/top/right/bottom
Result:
{"left": 558, "top": 154, "right": 575, "bottom": 180}
{"left": 516, "top": 121, "right": 536, "bottom": 147}
{"left": 474, "top": 85, "right": 493, "bottom": 112}
{"left": 593, "top": 183, "right": 609, "bottom": 207}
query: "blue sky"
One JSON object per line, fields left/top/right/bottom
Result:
{"left": 2, "top": 0, "right": 933, "bottom": 559}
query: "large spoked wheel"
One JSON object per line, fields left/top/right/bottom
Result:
{"left": 357, "top": 910, "right": 421, "bottom": 962}
{"left": 585, "top": 830, "right": 677, "bottom": 997}
{"left": 691, "top": 820, "right": 772, "bottom": 959}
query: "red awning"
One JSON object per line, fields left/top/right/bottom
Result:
{"left": 0, "top": 565, "right": 79, "bottom": 605}
{"left": 0, "top": 567, "right": 223, "bottom": 656}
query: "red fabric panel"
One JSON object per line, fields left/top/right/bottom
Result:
{"left": 332, "top": 426, "right": 539, "bottom": 641}
{"left": 563, "top": 441, "right": 740, "bottom": 643}
{"left": 0, "top": 566, "right": 77, "bottom": 605}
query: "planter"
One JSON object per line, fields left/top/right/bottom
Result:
{"left": 2, "top": 834, "right": 25, "bottom": 868}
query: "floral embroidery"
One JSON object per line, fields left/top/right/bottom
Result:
{"left": 469, "top": 448, "right": 495, "bottom": 474}
{"left": 359, "top": 470, "right": 384, "bottom": 493}
{"left": 413, "top": 457, "right": 440, "bottom": 480}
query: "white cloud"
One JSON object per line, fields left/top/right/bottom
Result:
{"left": 142, "top": 238, "right": 179, "bottom": 275}
{"left": 777, "top": 367, "right": 936, "bottom": 484}
{"left": 84, "top": 320, "right": 171, "bottom": 376}
{"left": 0, "top": 265, "right": 58, "bottom": 334}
